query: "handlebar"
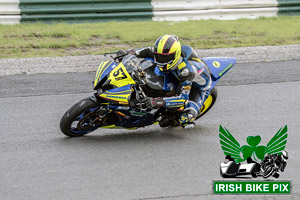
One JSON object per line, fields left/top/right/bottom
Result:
{"left": 103, "top": 51, "right": 126, "bottom": 62}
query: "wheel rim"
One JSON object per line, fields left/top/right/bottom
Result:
{"left": 200, "top": 95, "right": 213, "bottom": 114}
{"left": 70, "top": 107, "right": 100, "bottom": 134}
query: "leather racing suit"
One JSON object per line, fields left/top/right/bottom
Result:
{"left": 132, "top": 45, "right": 212, "bottom": 127}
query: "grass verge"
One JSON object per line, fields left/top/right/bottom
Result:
{"left": 1, "top": 16, "right": 300, "bottom": 59}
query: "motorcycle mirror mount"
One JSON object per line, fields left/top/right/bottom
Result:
{"left": 103, "top": 52, "right": 120, "bottom": 61}
{"left": 103, "top": 52, "right": 118, "bottom": 57}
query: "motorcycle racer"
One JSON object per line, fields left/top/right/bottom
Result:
{"left": 118, "top": 35, "right": 212, "bottom": 129}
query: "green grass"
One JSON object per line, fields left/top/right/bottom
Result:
{"left": 1, "top": 16, "right": 300, "bottom": 59}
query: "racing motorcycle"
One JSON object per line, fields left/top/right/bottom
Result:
{"left": 60, "top": 47, "right": 236, "bottom": 137}
{"left": 260, "top": 151, "right": 288, "bottom": 178}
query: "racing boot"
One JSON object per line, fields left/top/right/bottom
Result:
{"left": 179, "top": 100, "right": 199, "bottom": 129}
{"left": 179, "top": 112, "right": 196, "bottom": 129}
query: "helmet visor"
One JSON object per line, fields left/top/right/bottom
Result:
{"left": 154, "top": 52, "right": 175, "bottom": 65}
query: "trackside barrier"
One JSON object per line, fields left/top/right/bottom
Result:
{"left": 152, "top": 0, "right": 279, "bottom": 10}
{"left": 0, "top": 0, "right": 20, "bottom": 24}
{"left": 0, "top": 0, "right": 300, "bottom": 24}
{"left": 151, "top": 0, "right": 300, "bottom": 21}
{"left": 19, "top": 0, "right": 153, "bottom": 23}
{"left": 277, "top": 0, "right": 300, "bottom": 15}
{"left": 153, "top": 8, "right": 279, "bottom": 21}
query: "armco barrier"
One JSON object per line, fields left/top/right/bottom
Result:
{"left": 153, "top": 8, "right": 279, "bottom": 21}
{"left": 20, "top": 12, "right": 153, "bottom": 23}
{"left": 0, "top": 15, "right": 21, "bottom": 25}
{"left": 151, "top": 0, "right": 279, "bottom": 10}
{"left": 151, "top": 0, "right": 300, "bottom": 21}
{"left": 0, "top": 0, "right": 20, "bottom": 24}
{"left": 277, "top": 0, "right": 300, "bottom": 15}
{"left": 0, "top": 0, "right": 300, "bottom": 24}
{"left": 0, "top": 0, "right": 20, "bottom": 14}
{"left": 19, "top": 0, "right": 152, "bottom": 22}
{"left": 152, "top": 0, "right": 281, "bottom": 21}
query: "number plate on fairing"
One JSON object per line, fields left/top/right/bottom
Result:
{"left": 107, "top": 63, "right": 136, "bottom": 87}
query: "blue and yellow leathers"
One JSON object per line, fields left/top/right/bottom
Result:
{"left": 165, "top": 52, "right": 212, "bottom": 125}
{"left": 136, "top": 45, "right": 212, "bottom": 126}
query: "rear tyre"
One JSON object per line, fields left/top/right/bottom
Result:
{"left": 196, "top": 87, "right": 217, "bottom": 120}
{"left": 273, "top": 173, "right": 280, "bottom": 178}
{"left": 251, "top": 164, "right": 259, "bottom": 178}
{"left": 251, "top": 169, "right": 258, "bottom": 178}
{"left": 252, "top": 172, "right": 258, "bottom": 178}
{"left": 60, "top": 98, "right": 100, "bottom": 137}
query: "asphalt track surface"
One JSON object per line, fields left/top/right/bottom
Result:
{"left": 1, "top": 60, "right": 300, "bottom": 200}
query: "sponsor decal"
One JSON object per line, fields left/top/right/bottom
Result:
{"left": 106, "top": 95, "right": 126, "bottom": 99}
{"left": 213, "top": 61, "right": 221, "bottom": 68}
{"left": 219, "top": 64, "right": 233, "bottom": 76}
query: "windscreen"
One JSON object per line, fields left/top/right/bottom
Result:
{"left": 122, "top": 54, "right": 139, "bottom": 74}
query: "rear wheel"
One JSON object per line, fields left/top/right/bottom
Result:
{"left": 60, "top": 98, "right": 101, "bottom": 137}
{"left": 273, "top": 173, "right": 280, "bottom": 178}
{"left": 251, "top": 166, "right": 258, "bottom": 178}
{"left": 196, "top": 87, "right": 217, "bottom": 120}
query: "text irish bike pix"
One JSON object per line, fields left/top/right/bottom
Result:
{"left": 60, "top": 35, "right": 236, "bottom": 137}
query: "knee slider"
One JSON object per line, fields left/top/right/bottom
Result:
{"left": 179, "top": 110, "right": 197, "bottom": 124}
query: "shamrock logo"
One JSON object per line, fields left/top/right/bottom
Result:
{"left": 219, "top": 125, "right": 288, "bottom": 163}
{"left": 241, "top": 136, "right": 267, "bottom": 161}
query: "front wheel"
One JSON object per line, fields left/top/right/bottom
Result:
{"left": 263, "top": 165, "right": 274, "bottom": 179}
{"left": 60, "top": 98, "right": 101, "bottom": 137}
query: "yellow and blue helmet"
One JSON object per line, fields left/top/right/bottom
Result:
{"left": 153, "top": 35, "right": 181, "bottom": 72}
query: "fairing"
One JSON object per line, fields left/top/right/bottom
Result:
{"left": 94, "top": 61, "right": 115, "bottom": 89}
{"left": 202, "top": 57, "right": 236, "bottom": 80}
{"left": 94, "top": 59, "right": 137, "bottom": 90}
{"left": 99, "top": 85, "right": 133, "bottom": 104}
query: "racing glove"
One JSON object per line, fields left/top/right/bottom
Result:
{"left": 142, "top": 97, "right": 165, "bottom": 109}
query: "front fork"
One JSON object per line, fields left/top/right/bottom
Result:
{"left": 89, "top": 90, "right": 101, "bottom": 103}
{"left": 88, "top": 91, "right": 112, "bottom": 122}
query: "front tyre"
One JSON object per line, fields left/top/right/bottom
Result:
{"left": 60, "top": 98, "right": 100, "bottom": 137}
